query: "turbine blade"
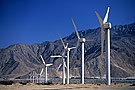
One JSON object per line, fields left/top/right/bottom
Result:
{"left": 46, "top": 64, "right": 53, "bottom": 67}
{"left": 50, "top": 55, "right": 62, "bottom": 58}
{"left": 40, "top": 55, "right": 46, "bottom": 64}
{"left": 69, "top": 47, "right": 76, "bottom": 50}
{"left": 71, "top": 42, "right": 80, "bottom": 60}
{"left": 64, "top": 62, "right": 67, "bottom": 69}
{"left": 65, "top": 43, "right": 68, "bottom": 49}
{"left": 40, "top": 68, "right": 44, "bottom": 76}
{"left": 58, "top": 33, "right": 66, "bottom": 49}
{"left": 101, "top": 28, "right": 105, "bottom": 56}
{"left": 72, "top": 18, "right": 80, "bottom": 40}
{"left": 103, "top": 7, "right": 110, "bottom": 23}
{"left": 62, "top": 50, "right": 66, "bottom": 56}
{"left": 57, "top": 64, "right": 62, "bottom": 71}
{"left": 85, "top": 40, "right": 93, "bottom": 42}
{"left": 95, "top": 11, "right": 103, "bottom": 25}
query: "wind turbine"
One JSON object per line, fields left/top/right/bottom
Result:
{"left": 95, "top": 7, "right": 111, "bottom": 85}
{"left": 40, "top": 55, "right": 53, "bottom": 84}
{"left": 50, "top": 44, "right": 68, "bottom": 84}
{"left": 32, "top": 71, "right": 36, "bottom": 83}
{"left": 29, "top": 71, "right": 35, "bottom": 83}
{"left": 58, "top": 34, "right": 76, "bottom": 84}
{"left": 71, "top": 19, "right": 86, "bottom": 84}
{"left": 39, "top": 68, "right": 44, "bottom": 83}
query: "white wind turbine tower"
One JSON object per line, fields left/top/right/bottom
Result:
{"left": 58, "top": 34, "right": 76, "bottom": 84}
{"left": 40, "top": 55, "right": 53, "bottom": 83}
{"left": 71, "top": 19, "right": 86, "bottom": 84}
{"left": 95, "top": 7, "right": 111, "bottom": 85}
{"left": 50, "top": 43, "right": 68, "bottom": 84}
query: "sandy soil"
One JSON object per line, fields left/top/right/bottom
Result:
{"left": 0, "top": 83, "right": 135, "bottom": 90}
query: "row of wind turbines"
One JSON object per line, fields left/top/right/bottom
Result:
{"left": 29, "top": 55, "right": 52, "bottom": 84}
{"left": 32, "top": 7, "right": 111, "bottom": 85}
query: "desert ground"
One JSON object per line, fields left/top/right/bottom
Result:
{"left": 0, "top": 83, "right": 135, "bottom": 90}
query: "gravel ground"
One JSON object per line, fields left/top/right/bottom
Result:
{"left": 0, "top": 83, "right": 135, "bottom": 90}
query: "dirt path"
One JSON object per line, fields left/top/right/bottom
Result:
{"left": 0, "top": 83, "right": 135, "bottom": 90}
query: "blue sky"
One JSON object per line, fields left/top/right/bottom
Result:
{"left": 0, "top": 0, "right": 135, "bottom": 49}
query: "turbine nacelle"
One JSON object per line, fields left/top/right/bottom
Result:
{"left": 103, "top": 22, "right": 111, "bottom": 29}
{"left": 79, "top": 38, "right": 86, "bottom": 43}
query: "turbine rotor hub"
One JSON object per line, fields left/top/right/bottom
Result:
{"left": 62, "top": 55, "right": 67, "bottom": 58}
{"left": 103, "top": 22, "right": 111, "bottom": 29}
{"left": 67, "top": 48, "right": 71, "bottom": 51}
{"left": 79, "top": 38, "right": 86, "bottom": 43}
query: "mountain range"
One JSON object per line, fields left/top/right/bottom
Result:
{"left": 0, "top": 22, "right": 135, "bottom": 79}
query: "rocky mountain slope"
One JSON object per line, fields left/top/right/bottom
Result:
{"left": 0, "top": 22, "right": 135, "bottom": 79}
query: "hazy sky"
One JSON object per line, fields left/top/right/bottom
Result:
{"left": 0, "top": 0, "right": 135, "bottom": 49}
